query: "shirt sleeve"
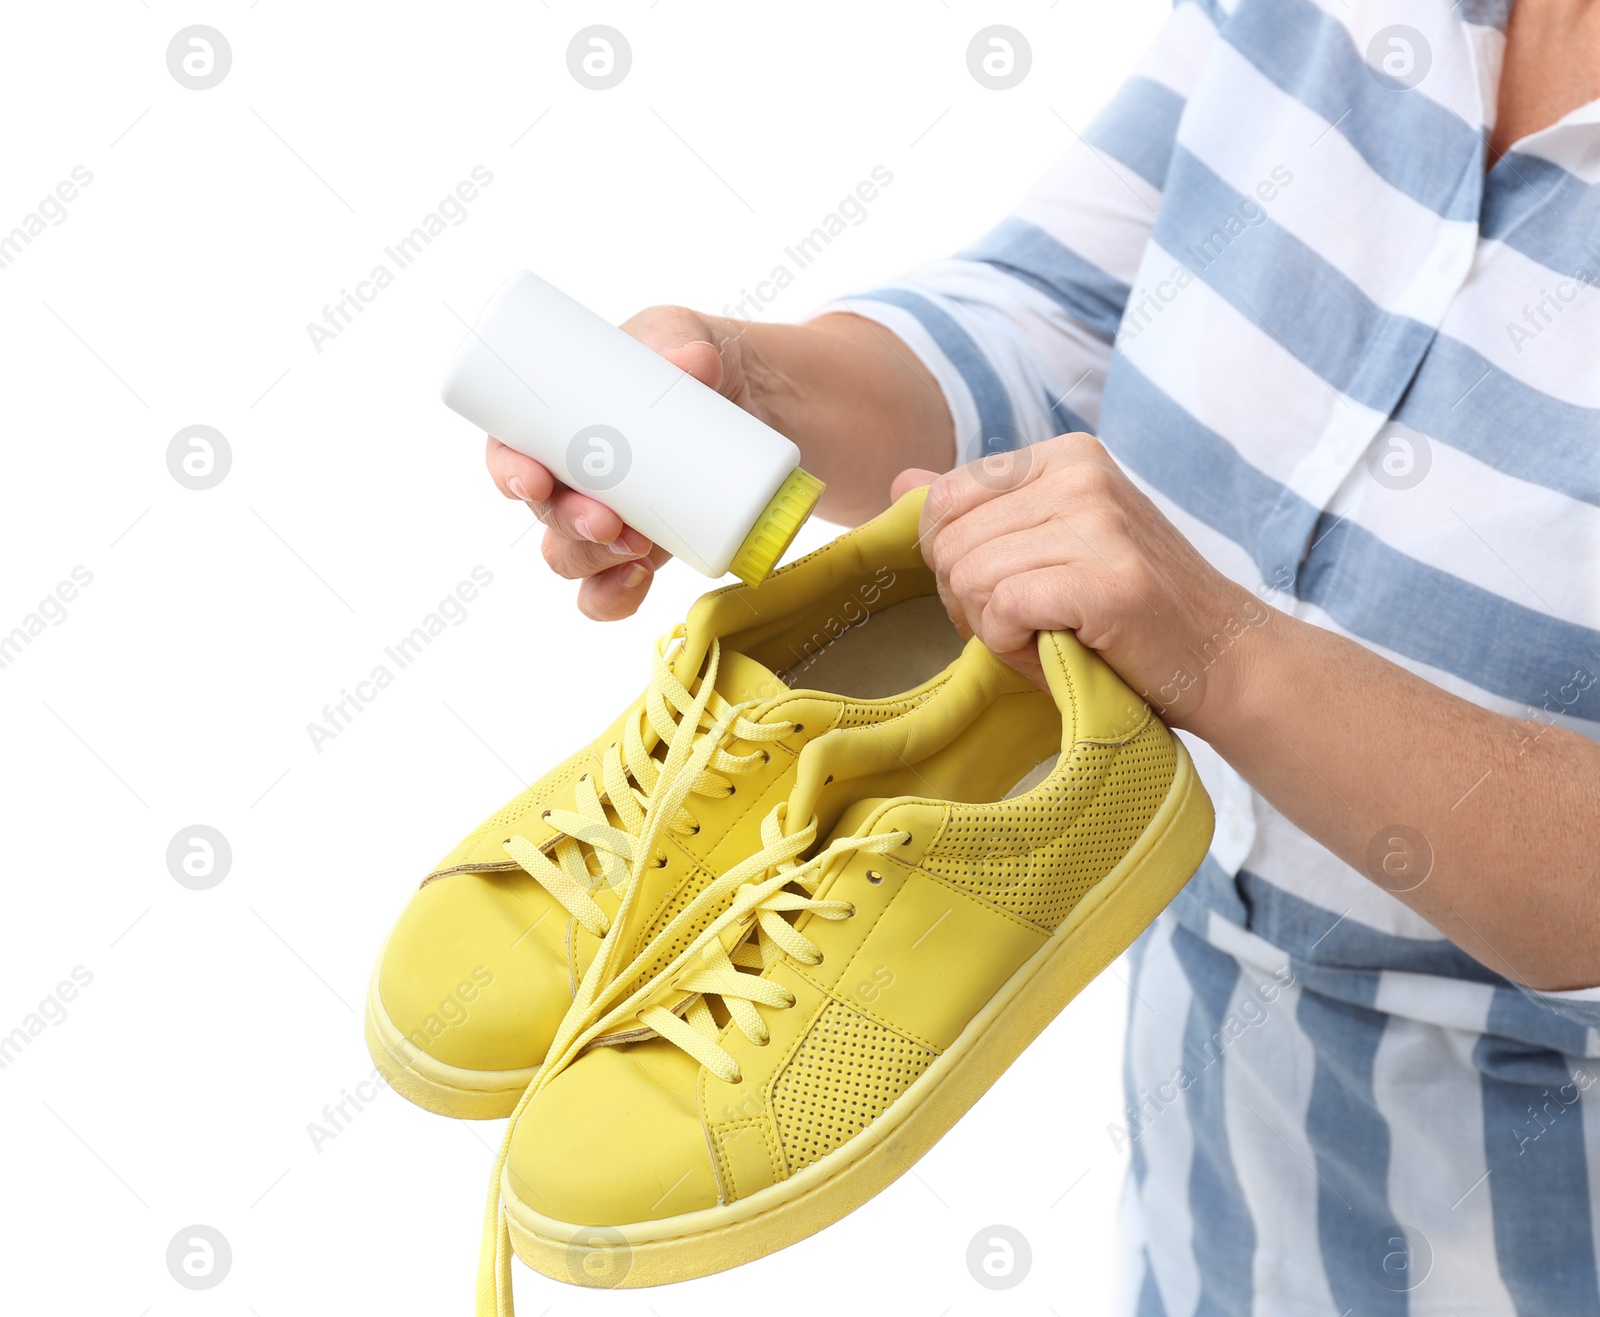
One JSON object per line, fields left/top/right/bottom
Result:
{"left": 812, "top": 0, "right": 1216, "bottom": 465}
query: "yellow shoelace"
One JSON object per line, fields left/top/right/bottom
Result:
{"left": 637, "top": 807, "right": 907, "bottom": 1083}
{"left": 500, "top": 624, "right": 793, "bottom": 939}
{"left": 476, "top": 795, "right": 908, "bottom": 1314}
{"left": 478, "top": 633, "right": 805, "bottom": 1316}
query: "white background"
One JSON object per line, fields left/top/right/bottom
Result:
{"left": 0, "top": 2, "right": 1170, "bottom": 1312}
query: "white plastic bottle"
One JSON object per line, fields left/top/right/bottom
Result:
{"left": 440, "top": 271, "right": 824, "bottom": 586}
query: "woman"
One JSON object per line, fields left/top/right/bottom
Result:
{"left": 489, "top": 1, "right": 1600, "bottom": 1309}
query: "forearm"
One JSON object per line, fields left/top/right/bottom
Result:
{"left": 1198, "top": 600, "right": 1600, "bottom": 990}
{"left": 713, "top": 312, "right": 955, "bottom": 526}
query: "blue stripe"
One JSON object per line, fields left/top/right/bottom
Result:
{"left": 1178, "top": 0, "right": 1227, "bottom": 26}
{"left": 1173, "top": 868, "right": 1600, "bottom": 1051}
{"left": 1483, "top": 151, "right": 1600, "bottom": 278}
{"left": 1293, "top": 975, "right": 1405, "bottom": 1317}
{"left": 1223, "top": 0, "right": 1484, "bottom": 222}
{"left": 1046, "top": 387, "right": 1091, "bottom": 438}
{"left": 1136, "top": 1255, "right": 1170, "bottom": 1317}
{"left": 1482, "top": 981, "right": 1596, "bottom": 1058}
{"left": 1392, "top": 334, "right": 1600, "bottom": 508}
{"left": 1156, "top": 147, "right": 1437, "bottom": 415}
{"left": 959, "top": 218, "right": 1131, "bottom": 344}
{"left": 1476, "top": 1025, "right": 1600, "bottom": 1314}
{"left": 1458, "top": 0, "right": 1512, "bottom": 29}
{"left": 1236, "top": 870, "right": 1501, "bottom": 983}
{"left": 1301, "top": 514, "right": 1600, "bottom": 725}
{"left": 1171, "top": 923, "right": 1256, "bottom": 1316}
{"left": 1099, "top": 357, "right": 1600, "bottom": 723}
{"left": 850, "top": 289, "right": 1019, "bottom": 455}
{"left": 1083, "top": 74, "right": 1187, "bottom": 192}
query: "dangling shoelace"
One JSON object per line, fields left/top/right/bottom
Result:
{"left": 476, "top": 798, "right": 904, "bottom": 1315}
{"left": 499, "top": 624, "right": 793, "bottom": 939}
{"left": 478, "top": 637, "right": 801, "bottom": 1317}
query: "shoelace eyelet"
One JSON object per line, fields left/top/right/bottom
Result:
{"left": 901, "top": 833, "right": 913, "bottom": 847}
{"left": 541, "top": 810, "right": 552, "bottom": 822}
{"left": 791, "top": 723, "right": 804, "bottom": 734}
{"left": 652, "top": 854, "right": 668, "bottom": 869}
{"left": 687, "top": 822, "right": 701, "bottom": 836}
{"left": 866, "top": 870, "right": 883, "bottom": 885}
{"left": 758, "top": 750, "right": 771, "bottom": 765}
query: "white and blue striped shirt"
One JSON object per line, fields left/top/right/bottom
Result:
{"left": 823, "top": 1, "right": 1600, "bottom": 1311}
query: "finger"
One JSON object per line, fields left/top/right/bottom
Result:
{"left": 943, "top": 529, "right": 1100, "bottom": 649}
{"left": 659, "top": 339, "right": 724, "bottom": 392}
{"left": 576, "top": 546, "right": 672, "bottom": 621}
{"left": 536, "top": 488, "right": 652, "bottom": 556}
{"left": 918, "top": 433, "right": 1108, "bottom": 546}
{"left": 978, "top": 565, "right": 1088, "bottom": 658}
{"left": 487, "top": 437, "right": 556, "bottom": 503}
{"left": 620, "top": 308, "right": 728, "bottom": 393}
{"left": 922, "top": 481, "right": 1060, "bottom": 584}
{"left": 541, "top": 527, "right": 651, "bottom": 580}
{"left": 891, "top": 467, "right": 939, "bottom": 503}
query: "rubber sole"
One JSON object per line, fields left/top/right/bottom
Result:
{"left": 363, "top": 966, "right": 540, "bottom": 1121}
{"left": 502, "top": 738, "right": 1215, "bottom": 1286}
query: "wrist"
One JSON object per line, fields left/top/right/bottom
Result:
{"left": 1167, "top": 579, "right": 1282, "bottom": 744}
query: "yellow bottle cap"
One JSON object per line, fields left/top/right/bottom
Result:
{"left": 729, "top": 467, "right": 825, "bottom": 587}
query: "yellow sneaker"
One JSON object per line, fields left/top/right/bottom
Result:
{"left": 476, "top": 628, "right": 1214, "bottom": 1302}
{"left": 365, "top": 489, "right": 970, "bottom": 1118}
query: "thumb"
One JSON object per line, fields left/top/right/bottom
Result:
{"left": 891, "top": 466, "right": 940, "bottom": 503}
{"left": 658, "top": 339, "right": 725, "bottom": 393}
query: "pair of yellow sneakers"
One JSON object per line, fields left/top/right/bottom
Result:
{"left": 365, "top": 489, "right": 1214, "bottom": 1311}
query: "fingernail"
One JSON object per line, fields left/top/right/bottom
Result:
{"left": 574, "top": 516, "right": 597, "bottom": 543}
{"left": 509, "top": 477, "right": 529, "bottom": 502}
{"left": 622, "top": 563, "right": 650, "bottom": 589}
{"left": 609, "top": 537, "right": 637, "bottom": 557}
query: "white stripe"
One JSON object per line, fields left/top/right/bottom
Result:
{"left": 1374, "top": 970, "right": 1500, "bottom": 1040}
{"left": 1112, "top": 1160, "right": 1152, "bottom": 1315}
{"left": 1514, "top": 101, "right": 1600, "bottom": 183}
{"left": 1183, "top": 36, "right": 1479, "bottom": 326}
{"left": 1241, "top": 792, "right": 1447, "bottom": 943}
{"left": 1439, "top": 240, "right": 1600, "bottom": 408}
{"left": 1120, "top": 239, "right": 1389, "bottom": 511}
{"left": 1330, "top": 419, "right": 1600, "bottom": 631}
{"left": 1582, "top": 1064, "right": 1600, "bottom": 1294}
{"left": 1127, "top": 915, "right": 1203, "bottom": 1316}
{"left": 1137, "top": 0, "right": 1219, "bottom": 103}
{"left": 1215, "top": 964, "right": 1341, "bottom": 1316}
{"left": 1370, "top": 996, "right": 1519, "bottom": 1312}
{"left": 1013, "top": 145, "right": 1164, "bottom": 289}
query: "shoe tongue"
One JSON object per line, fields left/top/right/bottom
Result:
{"left": 828, "top": 794, "right": 893, "bottom": 844}
{"left": 709, "top": 649, "right": 787, "bottom": 708}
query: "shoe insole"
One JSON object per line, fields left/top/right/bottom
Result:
{"left": 1003, "top": 754, "right": 1060, "bottom": 799}
{"left": 775, "top": 595, "right": 965, "bottom": 699}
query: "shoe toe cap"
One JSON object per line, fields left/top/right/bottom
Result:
{"left": 506, "top": 1038, "right": 719, "bottom": 1226}
{"left": 376, "top": 871, "right": 570, "bottom": 1072}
